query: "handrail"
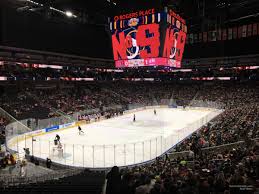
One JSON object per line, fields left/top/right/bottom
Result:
{"left": 168, "top": 137, "right": 259, "bottom": 157}
{"left": 0, "top": 168, "right": 84, "bottom": 187}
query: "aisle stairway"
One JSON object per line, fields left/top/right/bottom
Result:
{"left": 0, "top": 170, "right": 105, "bottom": 194}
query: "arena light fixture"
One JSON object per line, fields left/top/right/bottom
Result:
{"left": 65, "top": 11, "right": 73, "bottom": 17}
{"left": 25, "top": 1, "right": 77, "bottom": 18}
{"left": 26, "top": 0, "right": 43, "bottom": 6}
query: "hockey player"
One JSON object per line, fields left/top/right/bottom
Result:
{"left": 133, "top": 114, "right": 136, "bottom": 122}
{"left": 78, "top": 125, "right": 84, "bottom": 135}
{"left": 154, "top": 109, "right": 157, "bottom": 115}
{"left": 54, "top": 134, "right": 60, "bottom": 145}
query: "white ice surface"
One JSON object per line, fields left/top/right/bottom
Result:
{"left": 14, "top": 107, "right": 218, "bottom": 168}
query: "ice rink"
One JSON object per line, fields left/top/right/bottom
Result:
{"left": 12, "top": 107, "right": 221, "bottom": 168}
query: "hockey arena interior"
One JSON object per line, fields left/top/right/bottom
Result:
{"left": 0, "top": 0, "right": 258, "bottom": 194}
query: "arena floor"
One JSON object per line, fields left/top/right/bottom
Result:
{"left": 15, "top": 107, "right": 221, "bottom": 168}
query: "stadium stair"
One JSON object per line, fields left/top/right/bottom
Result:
{"left": 0, "top": 170, "right": 105, "bottom": 194}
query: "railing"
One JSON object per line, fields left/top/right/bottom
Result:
{"left": 168, "top": 138, "right": 259, "bottom": 160}
{"left": 4, "top": 100, "right": 223, "bottom": 168}
{"left": 0, "top": 168, "right": 84, "bottom": 187}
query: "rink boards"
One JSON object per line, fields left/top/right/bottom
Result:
{"left": 6, "top": 106, "right": 223, "bottom": 168}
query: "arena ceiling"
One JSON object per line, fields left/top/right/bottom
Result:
{"left": 2, "top": 0, "right": 259, "bottom": 31}
{"left": 0, "top": 0, "right": 259, "bottom": 63}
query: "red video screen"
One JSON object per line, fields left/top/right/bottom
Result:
{"left": 110, "top": 9, "right": 187, "bottom": 68}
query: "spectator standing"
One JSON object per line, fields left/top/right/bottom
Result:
{"left": 106, "top": 166, "right": 121, "bottom": 194}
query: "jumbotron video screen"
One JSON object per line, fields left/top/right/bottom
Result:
{"left": 110, "top": 8, "right": 187, "bottom": 68}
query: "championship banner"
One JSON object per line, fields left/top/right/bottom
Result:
{"left": 186, "top": 34, "right": 189, "bottom": 44}
{"left": 194, "top": 33, "right": 198, "bottom": 43}
{"left": 222, "top": 29, "right": 227, "bottom": 40}
{"left": 247, "top": 24, "right": 252, "bottom": 36}
{"left": 228, "top": 28, "right": 233, "bottom": 40}
{"left": 209, "top": 31, "right": 216, "bottom": 41}
{"left": 189, "top": 34, "right": 194, "bottom": 44}
{"left": 184, "top": 22, "right": 258, "bottom": 44}
{"left": 203, "top": 32, "right": 207, "bottom": 42}
{"left": 217, "top": 29, "right": 222, "bottom": 41}
{"left": 252, "top": 23, "right": 258, "bottom": 35}
{"left": 198, "top": 33, "right": 202, "bottom": 42}
{"left": 232, "top": 27, "right": 237, "bottom": 39}
{"left": 242, "top": 25, "right": 247, "bottom": 38}
{"left": 238, "top": 26, "right": 243, "bottom": 38}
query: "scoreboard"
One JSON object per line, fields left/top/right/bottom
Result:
{"left": 110, "top": 8, "right": 187, "bottom": 68}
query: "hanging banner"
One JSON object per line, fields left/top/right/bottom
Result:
{"left": 198, "top": 33, "right": 202, "bottom": 42}
{"left": 211, "top": 31, "right": 217, "bottom": 41}
{"left": 228, "top": 28, "right": 233, "bottom": 40}
{"left": 189, "top": 33, "right": 194, "bottom": 44}
{"left": 238, "top": 26, "right": 243, "bottom": 38}
{"left": 252, "top": 23, "right": 258, "bottom": 35}
{"left": 242, "top": 25, "right": 247, "bottom": 38}
{"left": 203, "top": 32, "right": 207, "bottom": 42}
{"left": 217, "top": 29, "right": 222, "bottom": 41}
{"left": 222, "top": 29, "right": 227, "bottom": 40}
{"left": 186, "top": 34, "right": 189, "bottom": 44}
{"left": 247, "top": 24, "right": 252, "bottom": 36}
{"left": 194, "top": 33, "right": 198, "bottom": 43}
{"left": 232, "top": 27, "right": 237, "bottom": 39}
{"left": 185, "top": 22, "right": 258, "bottom": 45}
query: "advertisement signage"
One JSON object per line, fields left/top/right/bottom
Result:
{"left": 45, "top": 125, "right": 59, "bottom": 133}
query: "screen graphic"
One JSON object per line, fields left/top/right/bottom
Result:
{"left": 163, "top": 10, "right": 187, "bottom": 68}
{"left": 110, "top": 9, "right": 187, "bottom": 68}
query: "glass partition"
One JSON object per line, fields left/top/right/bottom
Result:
{"left": 4, "top": 101, "right": 224, "bottom": 168}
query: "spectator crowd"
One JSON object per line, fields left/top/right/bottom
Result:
{"left": 0, "top": 81, "right": 258, "bottom": 193}
{"left": 106, "top": 141, "right": 258, "bottom": 194}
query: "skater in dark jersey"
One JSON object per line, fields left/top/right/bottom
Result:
{"left": 54, "top": 134, "right": 60, "bottom": 145}
{"left": 78, "top": 125, "right": 84, "bottom": 135}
